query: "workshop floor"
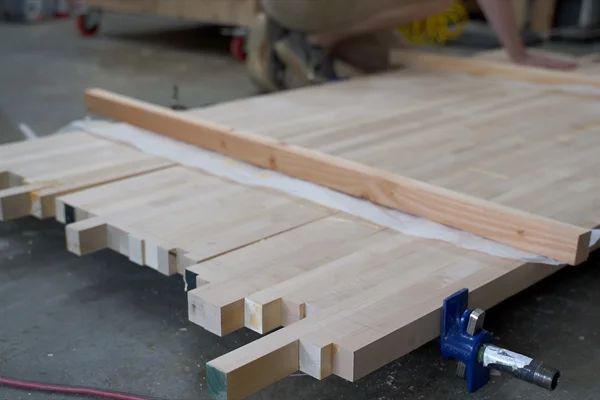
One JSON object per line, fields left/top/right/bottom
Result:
{"left": 1, "top": 15, "right": 599, "bottom": 400}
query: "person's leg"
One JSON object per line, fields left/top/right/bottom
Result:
{"left": 332, "top": 30, "right": 404, "bottom": 73}
{"left": 309, "top": 0, "right": 453, "bottom": 47}
{"left": 246, "top": 13, "right": 286, "bottom": 92}
{"left": 248, "top": 0, "right": 454, "bottom": 90}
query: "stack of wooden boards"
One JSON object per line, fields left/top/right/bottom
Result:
{"left": 1, "top": 51, "right": 599, "bottom": 399}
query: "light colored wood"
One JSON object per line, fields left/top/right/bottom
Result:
{"left": 206, "top": 249, "right": 556, "bottom": 398}
{"left": 390, "top": 50, "right": 600, "bottom": 88}
{"left": 192, "top": 52, "right": 600, "bottom": 398}
{"left": 85, "top": 0, "right": 259, "bottom": 26}
{"left": 187, "top": 216, "right": 382, "bottom": 335}
{"left": 0, "top": 132, "right": 173, "bottom": 221}
{"left": 243, "top": 229, "right": 433, "bottom": 334}
{"left": 476, "top": 48, "right": 600, "bottom": 76}
{"left": 85, "top": 88, "right": 591, "bottom": 265}
{"left": 52, "top": 156, "right": 571, "bottom": 397}
{"left": 0, "top": 183, "right": 45, "bottom": 220}
{"left": 66, "top": 217, "right": 108, "bottom": 256}
{"left": 59, "top": 166, "right": 333, "bottom": 276}
{"left": 209, "top": 236, "right": 556, "bottom": 398}
{"left": 191, "top": 53, "right": 600, "bottom": 252}
{"left": 3, "top": 52, "right": 598, "bottom": 400}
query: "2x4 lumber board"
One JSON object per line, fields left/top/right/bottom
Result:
{"left": 85, "top": 88, "right": 591, "bottom": 265}
{"left": 389, "top": 50, "right": 600, "bottom": 89}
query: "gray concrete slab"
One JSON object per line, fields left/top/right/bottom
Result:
{"left": 0, "top": 15, "right": 599, "bottom": 400}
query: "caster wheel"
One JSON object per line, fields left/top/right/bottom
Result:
{"left": 230, "top": 36, "right": 247, "bottom": 62}
{"left": 77, "top": 12, "right": 101, "bottom": 36}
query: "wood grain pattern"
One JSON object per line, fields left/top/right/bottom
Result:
{"left": 205, "top": 237, "right": 557, "bottom": 398}
{"left": 2, "top": 51, "right": 598, "bottom": 400}
{"left": 86, "top": 88, "right": 591, "bottom": 265}
{"left": 191, "top": 52, "right": 599, "bottom": 398}
{"left": 0, "top": 132, "right": 173, "bottom": 220}
{"left": 59, "top": 166, "right": 332, "bottom": 276}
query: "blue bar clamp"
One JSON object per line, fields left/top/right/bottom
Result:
{"left": 441, "top": 288, "right": 560, "bottom": 392}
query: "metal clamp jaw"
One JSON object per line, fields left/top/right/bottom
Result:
{"left": 441, "top": 288, "right": 560, "bottom": 392}
{"left": 441, "top": 288, "right": 491, "bottom": 392}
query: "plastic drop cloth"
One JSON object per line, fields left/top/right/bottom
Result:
{"left": 63, "top": 119, "right": 599, "bottom": 266}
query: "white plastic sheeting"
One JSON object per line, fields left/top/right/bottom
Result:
{"left": 64, "top": 119, "right": 599, "bottom": 266}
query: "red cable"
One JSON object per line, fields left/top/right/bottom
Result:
{"left": 0, "top": 375, "right": 153, "bottom": 400}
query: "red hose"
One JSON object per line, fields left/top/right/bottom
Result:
{"left": 0, "top": 375, "right": 154, "bottom": 400}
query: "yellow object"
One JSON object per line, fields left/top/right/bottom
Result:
{"left": 399, "top": 1, "right": 468, "bottom": 45}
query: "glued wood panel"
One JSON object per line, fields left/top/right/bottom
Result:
{"left": 203, "top": 230, "right": 557, "bottom": 399}
{"left": 189, "top": 55, "right": 600, "bottom": 249}
{"left": 0, "top": 132, "right": 173, "bottom": 220}
{"left": 87, "top": 88, "right": 591, "bottom": 265}
{"left": 58, "top": 166, "right": 333, "bottom": 276}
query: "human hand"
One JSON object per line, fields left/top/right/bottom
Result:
{"left": 512, "top": 52, "right": 578, "bottom": 70}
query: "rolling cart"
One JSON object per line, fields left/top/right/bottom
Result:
{"left": 73, "top": 0, "right": 259, "bottom": 61}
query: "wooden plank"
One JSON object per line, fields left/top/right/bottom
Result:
{"left": 190, "top": 56, "right": 600, "bottom": 243}
{"left": 85, "top": 88, "right": 591, "bottom": 265}
{"left": 390, "top": 50, "right": 600, "bottom": 88}
{"left": 32, "top": 156, "right": 173, "bottom": 218}
{"left": 0, "top": 132, "right": 175, "bottom": 221}
{"left": 0, "top": 183, "right": 45, "bottom": 221}
{"left": 187, "top": 216, "right": 382, "bottom": 335}
{"left": 86, "top": 0, "right": 259, "bottom": 26}
{"left": 59, "top": 166, "right": 334, "bottom": 276}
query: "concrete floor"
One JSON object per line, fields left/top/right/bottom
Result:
{"left": 0, "top": 15, "right": 599, "bottom": 400}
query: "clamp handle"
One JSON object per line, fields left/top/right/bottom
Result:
{"left": 441, "top": 289, "right": 560, "bottom": 392}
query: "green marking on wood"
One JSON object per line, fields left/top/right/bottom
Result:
{"left": 206, "top": 362, "right": 228, "bottom": 400}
